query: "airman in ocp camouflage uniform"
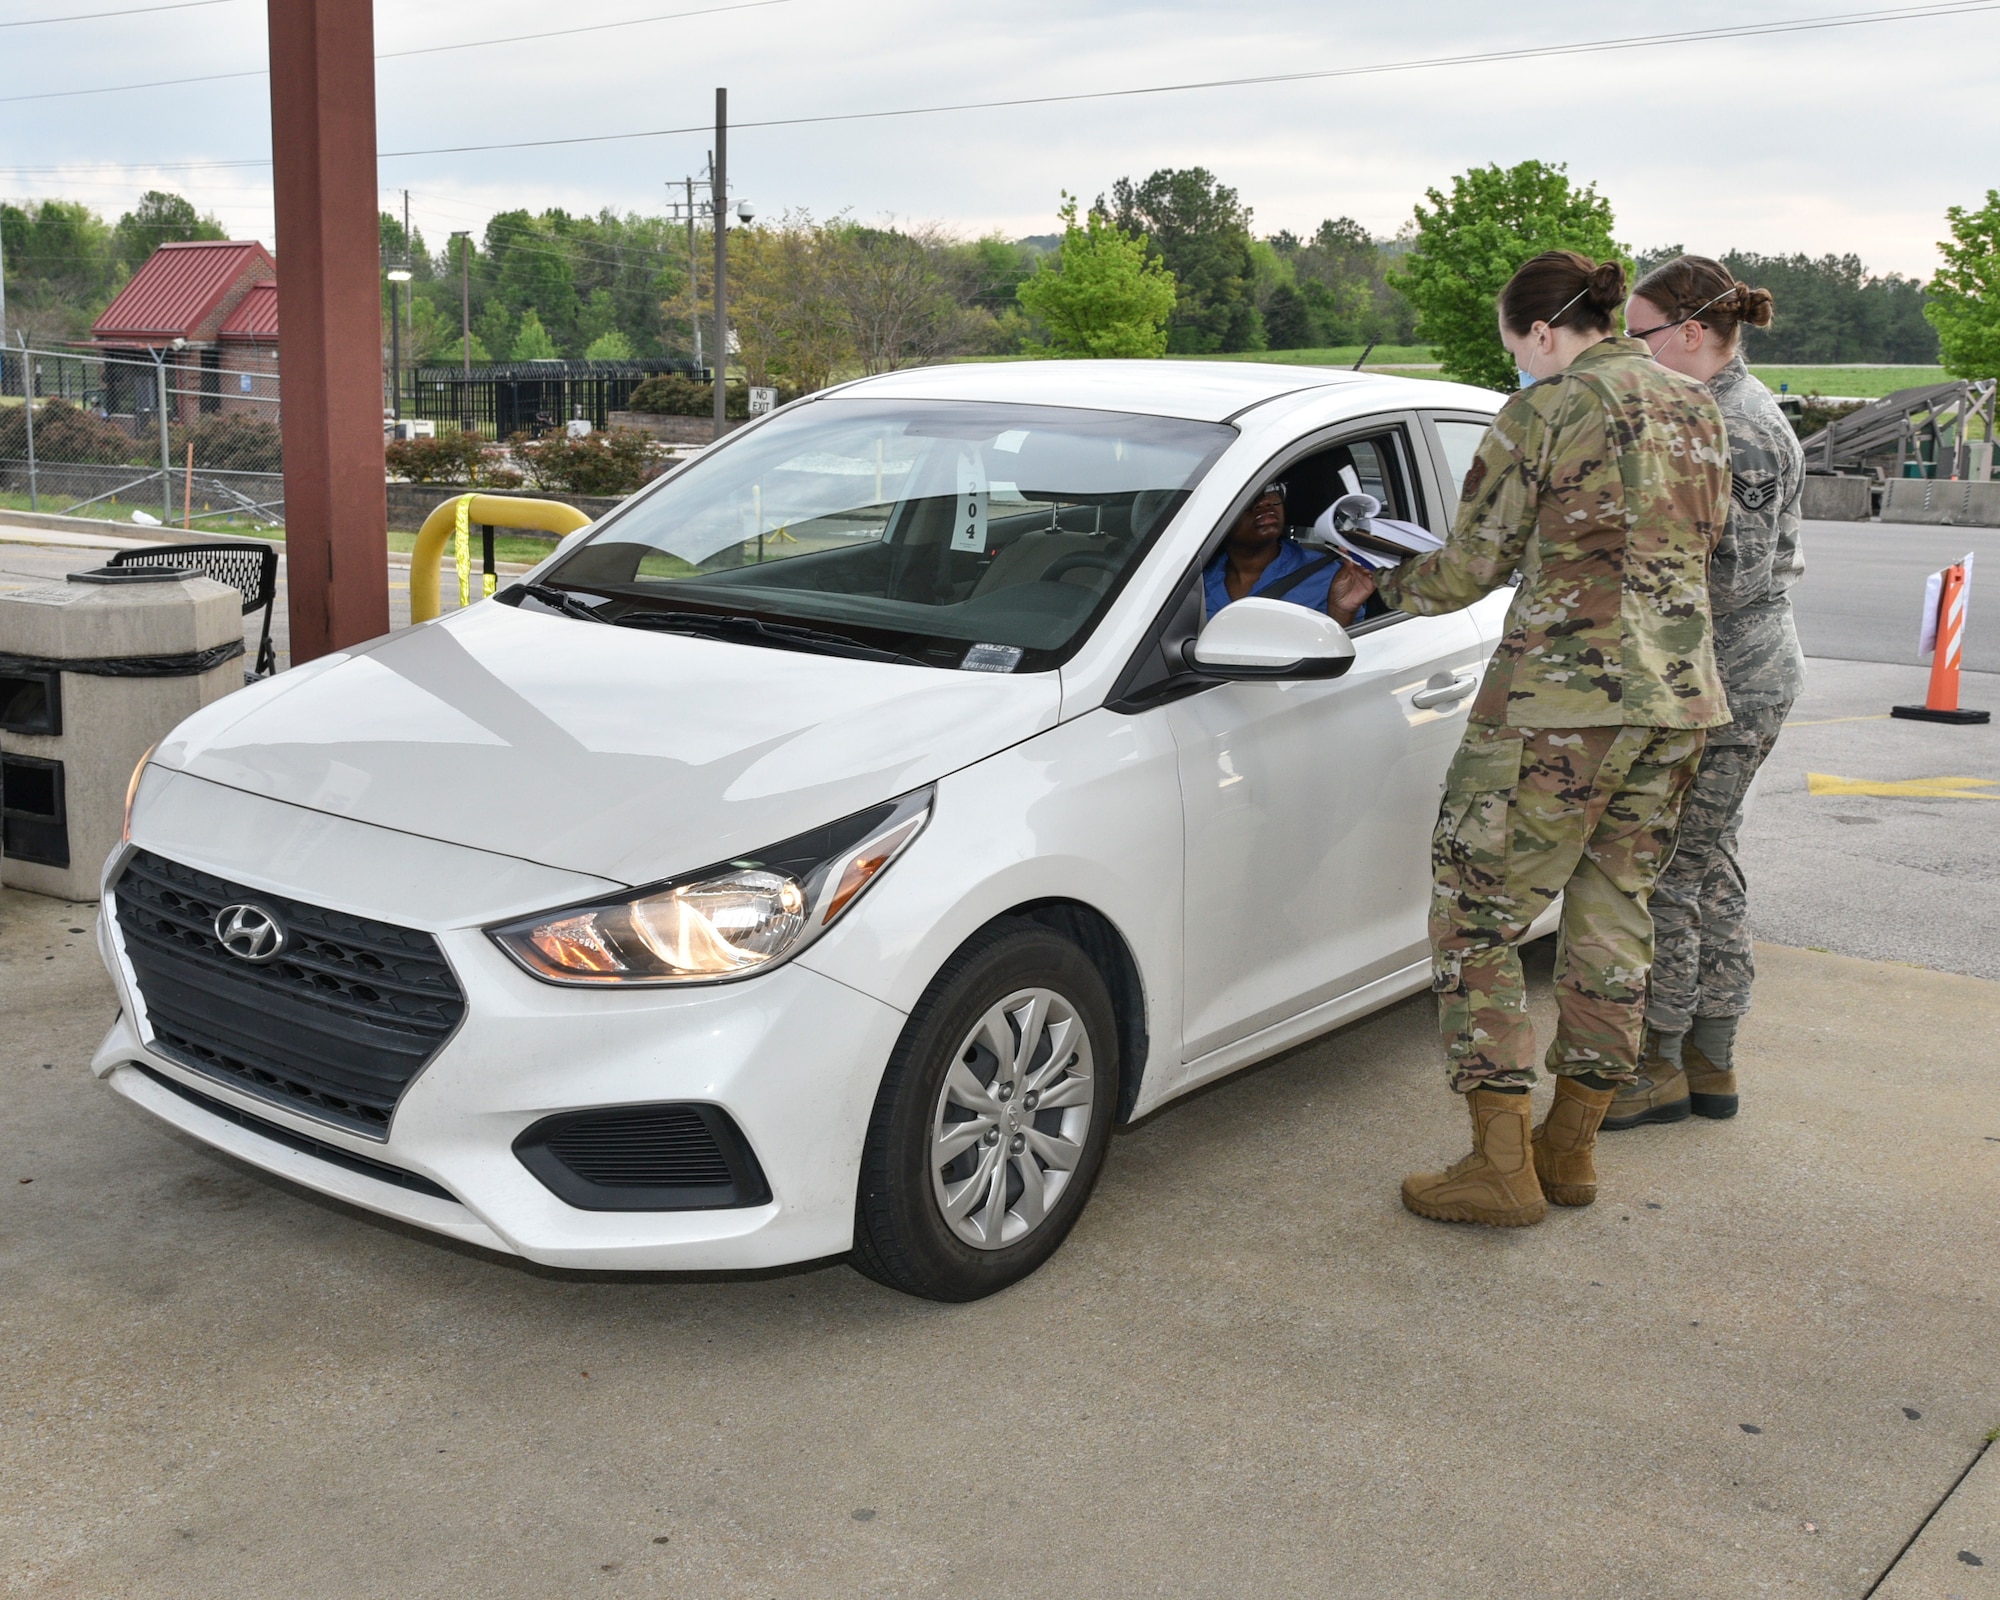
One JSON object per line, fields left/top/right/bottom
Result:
{"left": 1609, "top": 262, "right": 1807, "bottom": 1130}
{"left": 1367, "top": 251, "right": 1733, "bottom": 1228}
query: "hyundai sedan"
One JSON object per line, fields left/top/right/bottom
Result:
{"left": 96, "top": 359, "right": 1509, "bottom": 1300}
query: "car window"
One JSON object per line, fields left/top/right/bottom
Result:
{"left": 1432, "top": 418, "right": 1491, "bottom": 508}
{"left": 544, "top": 399, "right": 1234, "bottom": 672}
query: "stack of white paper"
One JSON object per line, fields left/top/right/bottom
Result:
{"left": 1307, "top": 492, "right": 1445, "bottom": 571}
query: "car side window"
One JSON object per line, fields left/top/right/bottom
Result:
{"left": 1426, "top": 416, "right": 1494, "bottom": 523}
{"left": 1108, "top": 419, "right": 1431, "bottom": 711}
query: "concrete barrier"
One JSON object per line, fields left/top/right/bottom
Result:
{"left": 1880, "top": 477, "right": 2000, "bottom": 527}
{"left": 608, "top": 411, "right": 745, "bottom": 444}
{"left": 1801, "top": 474, "right": 1872, "bottom": 521}
{"left": 1, "top": 570, "right": 241, "bottom": 900}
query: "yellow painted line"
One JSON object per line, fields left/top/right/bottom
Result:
{"left": 1786, "top": 713, "right": 1891, "bottom": 727}
{"left": 1807, "top": 772, "right": 1999, "bottom": 800}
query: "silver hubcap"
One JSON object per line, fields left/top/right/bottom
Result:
{"left": 930, "top": 986, "right": 1095, "bottom": 1250}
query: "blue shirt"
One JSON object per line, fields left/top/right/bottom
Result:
{"left": 1203, "top": 538, "right": 1352, "bottom": 620}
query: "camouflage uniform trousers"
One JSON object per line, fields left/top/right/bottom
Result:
{"left": 1644, "top": 701, "right": 1792, "bottom": 1034}
{"left": 1430, "top": 722, "right": 1707, "bottom": 1091}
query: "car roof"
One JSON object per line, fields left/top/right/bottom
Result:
{"left": 823, "top": 359, "right": 1498, "bottom": 425}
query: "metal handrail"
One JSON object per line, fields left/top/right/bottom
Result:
{"left": 408, "top": 494, "right": 592, "bottom": 622}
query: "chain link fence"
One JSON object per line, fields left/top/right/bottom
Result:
{"left": 1, "top": 342, "right": 284, "bottom": 533}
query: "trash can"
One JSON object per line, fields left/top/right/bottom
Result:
{"left": 0, "top": 567, "right": 243, "bottom": 902}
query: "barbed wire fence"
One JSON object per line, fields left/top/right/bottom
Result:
{"left": 1, "top": 341, "right": 285, "bottom": 534}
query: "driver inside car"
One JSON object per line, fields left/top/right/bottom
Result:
{"left": 1204, "top": 482, "right": 1375, "bottom": 627}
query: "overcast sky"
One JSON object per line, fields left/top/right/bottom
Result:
{"left": 3, "top": 0, "right": 1995, "bottom": 279}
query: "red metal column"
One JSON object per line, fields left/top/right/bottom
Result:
{"left": 268, "top": 0, "right": 388, "bottom": 661}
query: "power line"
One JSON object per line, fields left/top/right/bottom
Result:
{"left": 0, "top": 0, "right": 795, "bottom": 105}
{"left": 0, "top": 0, "right": 230, "bottom": 26}
{"left": 1, "top": 0, "right": 1993, "bottom": 175}
{"left": 375, "top": 0, "right": 2000, "bottom": 160}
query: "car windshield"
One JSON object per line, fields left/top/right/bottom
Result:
{"left": 541, "top": 398, "right": 1234, "bottom": 671}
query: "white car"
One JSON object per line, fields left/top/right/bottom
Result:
{"left": 96, "top": 360, "right": 1509, "bottom": 1301}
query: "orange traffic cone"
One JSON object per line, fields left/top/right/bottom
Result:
{"left": 1894, "top": 560, "right": 1990, "bottom": 725}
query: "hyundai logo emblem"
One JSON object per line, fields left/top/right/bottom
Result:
{"left": 214, "top": 903, "right": 287, "bottom": 963}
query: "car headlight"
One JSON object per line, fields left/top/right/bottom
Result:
{"left": 488, "top": 788, "right": 932, "bottom": 986}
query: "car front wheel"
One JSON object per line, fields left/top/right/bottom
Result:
{"left": 851, "top": 920, "right": 1117, "bottom": 1301}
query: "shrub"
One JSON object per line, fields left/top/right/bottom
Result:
{"left": 508, "top": 427, "right": 664, "bottom": 496}
{"left": 0, "top": 399, "right": 143, "bottom": 466}
{"left": 171, "top": 413, "right": 284, "bottom": 472}
{"left": 1791, "top": 397, "right": 1869, "bottom": 441}
{"left": 385, "top": 431, "right": 489, "bottom": 484}
{"left": 626, "top": 373, "right": 802, "bottom": 418}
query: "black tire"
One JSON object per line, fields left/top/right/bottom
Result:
{"left": 851, "top": 919, "right": 1118, "bottom": 1301}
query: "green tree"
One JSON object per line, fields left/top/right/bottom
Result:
{"left": 584, "top": 329, "right": 635, "bottom": 360}
{"left": 510, "top": 308, "right": 558, "bottom": 360}
{"left": 1015, "top": 195, "right": 1177, "bottom": 358}
{"left": 1106, "top": 168, "right": 1263, "bottom": 353}
{"left": 1926, "top": 191, "right": 2000, "bottom": 378}
{"left": 486, "top": 209, "right": 581, "bottom": 353}
{"left": 1392, "top": 161, "right": 1621, "bottom": 390}
{"left": 1262, "top": 282, "right": 1314, "bottom": 349}
{"left": 1636, "top": 246, "right": 1934, "bottom": 363}
{"left": 0, "top": 198, "right": 120, "bottom": 337}
{"left": 112, "top": 190, "right": 226, "bottom": 270}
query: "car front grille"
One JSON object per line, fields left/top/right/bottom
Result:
{"left": 113, "top": 850, "right": 465, "bottom": 1138}
{"left": 513, "top": 1104, "right": 771, "bottom": 1211}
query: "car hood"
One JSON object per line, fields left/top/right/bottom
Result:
{"left": 157, "top": 602, "right": 1063, "bottom": 887}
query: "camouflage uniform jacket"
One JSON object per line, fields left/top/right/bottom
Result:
{"left": 1707, "top": 352, "right": 1807, "bottom": 709}
{"left": 1377, "top": 336, "right": 1733, "bottom": 729}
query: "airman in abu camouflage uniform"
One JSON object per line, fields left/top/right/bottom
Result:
{"left": 1608, "top": 260, "right": 1806, "bottom": 1130}
{"left": 1362, "top": 251, "right": 1732, "bottom": 1228}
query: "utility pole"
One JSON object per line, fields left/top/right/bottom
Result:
{"left": 685, "top": 175, "right": 702, "bottom": 372}
{"left": 712, "top": 86, "right": 728, "bottom": 435}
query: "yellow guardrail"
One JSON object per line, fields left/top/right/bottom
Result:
{"left": 408, "top": 493, "right": 594, "bottom": 623}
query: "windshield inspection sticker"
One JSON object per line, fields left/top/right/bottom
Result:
{"left": 953, "top": 451, "right": 989, "bottom": 553}
{"left": 961, "top": 643, "right": 1023, "bottom": 674}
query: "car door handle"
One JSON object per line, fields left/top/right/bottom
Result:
{"left": 1411, "top": 672, "right": 1479, "bottom": 709}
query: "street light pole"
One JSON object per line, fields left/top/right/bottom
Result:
{"left": 712, "top": 85, "right": 728, "bottom": 436}
{"left": 386, "top": 264, "right": 412, "bottom": 423}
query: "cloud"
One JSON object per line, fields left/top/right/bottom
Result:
{"left": 3, "top": 0, "right": 1991, "bottom": 278}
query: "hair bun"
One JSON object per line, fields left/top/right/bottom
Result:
{"left": 1732, "top": 283, "right": 1775, "bottom": 328}
{"left": 1586, "top": 259, "right": 1629, "bottom": 310}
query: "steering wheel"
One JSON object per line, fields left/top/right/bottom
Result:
{"left": 1039, "top": 552, "right": 1121, "bottom": 583}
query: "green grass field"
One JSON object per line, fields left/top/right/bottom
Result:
{"left": 1744, "top": 366, "right": 1948, "bottom": 399}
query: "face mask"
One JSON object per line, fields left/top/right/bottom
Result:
{"left": 1516, "top": 368, "right": 1536, "bottom": 390}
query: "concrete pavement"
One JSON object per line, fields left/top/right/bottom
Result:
{"left": 4, "top": 883, "right": 1996, "bottom": 1599}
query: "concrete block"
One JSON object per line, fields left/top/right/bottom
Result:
{"left": 1881, "top": 476, "right": 2000, "bottom": 526}
{"left": 1800, "top": 474, "right": 1872, "bottom": 521}
{"left": 0, "top": 572, "right": 241, "bottom": 902}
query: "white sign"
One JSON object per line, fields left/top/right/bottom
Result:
{"left": 566, "top": 418, "right": 592, "bottom": 438}
{"left": 748, "top": 385, "right": 778, "bottom": 417}
{"left": 1918, "top": 551, "right": 1976, "bottom": 658}
{"left": 952, "top": 452, "right": 989, "bottom": 553}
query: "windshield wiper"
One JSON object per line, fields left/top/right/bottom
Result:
{"left": 611, "top": 609, "right": 928, "bottom": 667}
{"left": 497, "top": 581, "right": 611, "bottom": 623}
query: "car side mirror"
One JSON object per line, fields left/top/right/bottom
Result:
{"left": 1183, "top": 597, "right": 1356, "bottom": 681}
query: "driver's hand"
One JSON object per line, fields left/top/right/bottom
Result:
{"left": 1329, "top": 562, "right": 1377, "bottom": 627}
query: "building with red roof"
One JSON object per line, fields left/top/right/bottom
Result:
{"left": 89, "top": 240, "right": 278, "bottom": 423}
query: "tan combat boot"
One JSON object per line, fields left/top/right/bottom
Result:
{"left": 1684, "top": 1042, "right": 1739, "bottom": 1120}
{"left": 1402, "top": 1088, "right": 1548, "bottom": 1227}
{"left": 1602, "top": 1045, "right": 1690, "bottom": 1131}
{"left": 1532, "top": 1076, "right": 1618, "bottom": 1206}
